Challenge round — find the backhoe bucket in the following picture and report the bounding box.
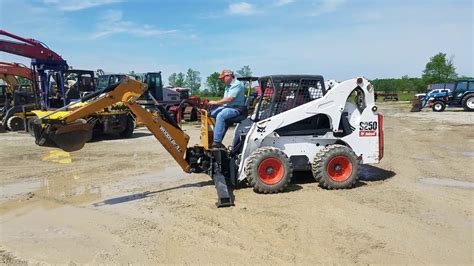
[410,98,423,112]
[33,119,93,152]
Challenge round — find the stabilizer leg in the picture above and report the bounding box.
[210,150,234,208]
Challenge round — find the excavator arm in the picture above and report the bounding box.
[33,77,191,172]
[1,29,68,109]
[0,62,34,94]
[0,30,64,61]
[0,62,33,80]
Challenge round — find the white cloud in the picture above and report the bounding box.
[92,10,177,39]
[274,0,295,7]
[312,0,347,16]
[42,0,122,12]
[228,2,257,15]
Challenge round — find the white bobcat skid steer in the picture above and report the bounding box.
[230,75,383,193]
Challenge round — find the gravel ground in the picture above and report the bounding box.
[0,102,472,264]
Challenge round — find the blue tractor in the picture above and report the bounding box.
[411,79,474,112]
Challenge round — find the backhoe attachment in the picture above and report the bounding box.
[32,81,123,152]
[32,77,234,207]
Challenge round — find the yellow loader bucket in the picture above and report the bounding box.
[33,119,93,152]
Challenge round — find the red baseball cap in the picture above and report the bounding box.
[218,69,233,79]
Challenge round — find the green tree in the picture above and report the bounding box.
[206,72,225,96]
[422,52,458,84]
[236,65,252,77]
[200,88,212,97]
[168,72,186,87]
[185,68,201,95]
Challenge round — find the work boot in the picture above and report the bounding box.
[211,141,226,149]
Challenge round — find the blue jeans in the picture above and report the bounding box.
[210,106,240,142]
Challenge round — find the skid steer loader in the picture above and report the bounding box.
[32,75,383,207]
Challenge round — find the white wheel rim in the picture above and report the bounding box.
[467,98,474,108]
[435,104,442,110]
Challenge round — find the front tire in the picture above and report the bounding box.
[461,93,474,111]
[245,147,293,193]
[313,145,359,189]
[7,116,25,131]
[432,101,446,112]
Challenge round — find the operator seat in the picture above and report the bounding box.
[225,106,248,129]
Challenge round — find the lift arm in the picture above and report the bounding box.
[34,77,191,172]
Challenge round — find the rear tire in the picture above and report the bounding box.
[119,115,135,138]
[432,101,446,112]
[7,116,25,131]
[27,116,38,136]
[461,93,474,111]
[314,145,359,189]
[245,147,293,193]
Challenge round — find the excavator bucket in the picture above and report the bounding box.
[33,119,93,152]
[410,98,423,112]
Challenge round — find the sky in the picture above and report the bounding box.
[0,0,473,87]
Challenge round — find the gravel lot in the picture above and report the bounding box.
[1,102,473,264]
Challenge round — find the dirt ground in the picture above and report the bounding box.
[0,102,473,264]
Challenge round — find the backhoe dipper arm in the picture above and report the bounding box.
[35,77,191,173]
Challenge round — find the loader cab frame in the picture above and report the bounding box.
[253,75,327,121]
[96,74,126,91]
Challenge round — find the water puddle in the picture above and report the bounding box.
[419,177,474,189]
[0,166,187,211]
[0,175,102,207]
[0,179,41,202]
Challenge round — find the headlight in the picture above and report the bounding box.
[367,84,374,92]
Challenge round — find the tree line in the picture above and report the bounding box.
[372,53,471,93]
[168,53,470,96]
[11,52,465,95]
[167,65,252,97]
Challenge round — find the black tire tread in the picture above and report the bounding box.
[314,144,359,189]
[7,116,25,131]
[245,147,293,194]
[461,93,474,111]
[432,101,446,112]
[119,115,135,138]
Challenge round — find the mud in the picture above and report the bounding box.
[0,102,472,264]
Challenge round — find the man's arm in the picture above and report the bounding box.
[209,81,242,105]
[208,96,234,105]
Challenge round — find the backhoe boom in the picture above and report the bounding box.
[34,77,191,172]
